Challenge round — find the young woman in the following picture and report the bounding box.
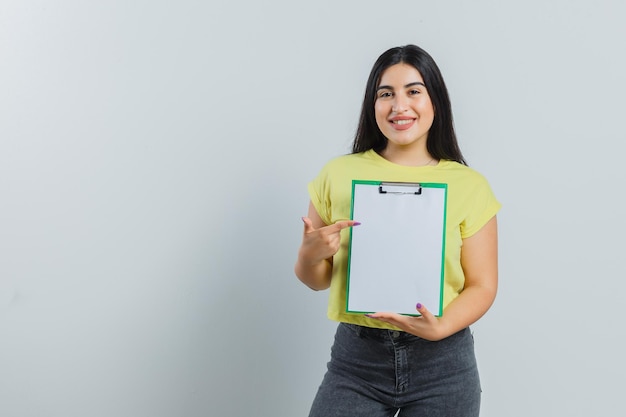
[295,44,500,417]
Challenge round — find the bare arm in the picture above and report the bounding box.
[294,201,358,291]
[435,215,498,335]
[366,216,499,341]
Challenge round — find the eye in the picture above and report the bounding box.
[377,90,393,99]
[408,89,421,95]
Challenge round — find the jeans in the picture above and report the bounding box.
[308,323,481,417]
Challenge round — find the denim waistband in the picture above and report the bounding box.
[342,322,469,343]
[342,322,420,342]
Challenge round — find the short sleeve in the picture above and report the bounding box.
[307,165,332,225]
[459,174,501,239]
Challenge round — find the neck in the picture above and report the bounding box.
[379,146,435,167]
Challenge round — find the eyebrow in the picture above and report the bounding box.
[376,81,426,91]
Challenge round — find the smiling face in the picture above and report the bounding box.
[374,63,435,153]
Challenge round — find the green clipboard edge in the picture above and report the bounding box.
[345,180,448,317]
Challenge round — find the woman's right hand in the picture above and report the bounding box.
[294,201,359,291]
[298,217,359,266]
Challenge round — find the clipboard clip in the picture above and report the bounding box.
[378,182,422,195]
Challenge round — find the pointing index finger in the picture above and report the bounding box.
[328,220,361,232]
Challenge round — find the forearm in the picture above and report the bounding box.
[438,283,497,338]
[294,257,332,291]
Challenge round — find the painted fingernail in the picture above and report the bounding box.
[353,221,361,226]
[416,303,422,309]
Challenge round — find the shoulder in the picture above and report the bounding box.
[316,151,374,176]
[436,161,499,205]
[438,160,492,185]
[324,151,373,166]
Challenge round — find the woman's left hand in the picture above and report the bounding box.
[365,303,450,341]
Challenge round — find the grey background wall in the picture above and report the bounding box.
[1,1,625,416]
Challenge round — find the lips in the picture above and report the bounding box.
[390,118,416,130]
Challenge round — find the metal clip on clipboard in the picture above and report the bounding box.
[378,182,422,195]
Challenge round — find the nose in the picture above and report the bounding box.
[391,95,408,113]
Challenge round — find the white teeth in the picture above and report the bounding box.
[394,119,413,125]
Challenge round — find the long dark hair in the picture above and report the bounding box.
[352,45,467,165]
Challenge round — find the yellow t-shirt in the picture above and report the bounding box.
[308,149,501,330]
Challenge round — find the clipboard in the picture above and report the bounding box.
[346,180,448,316]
